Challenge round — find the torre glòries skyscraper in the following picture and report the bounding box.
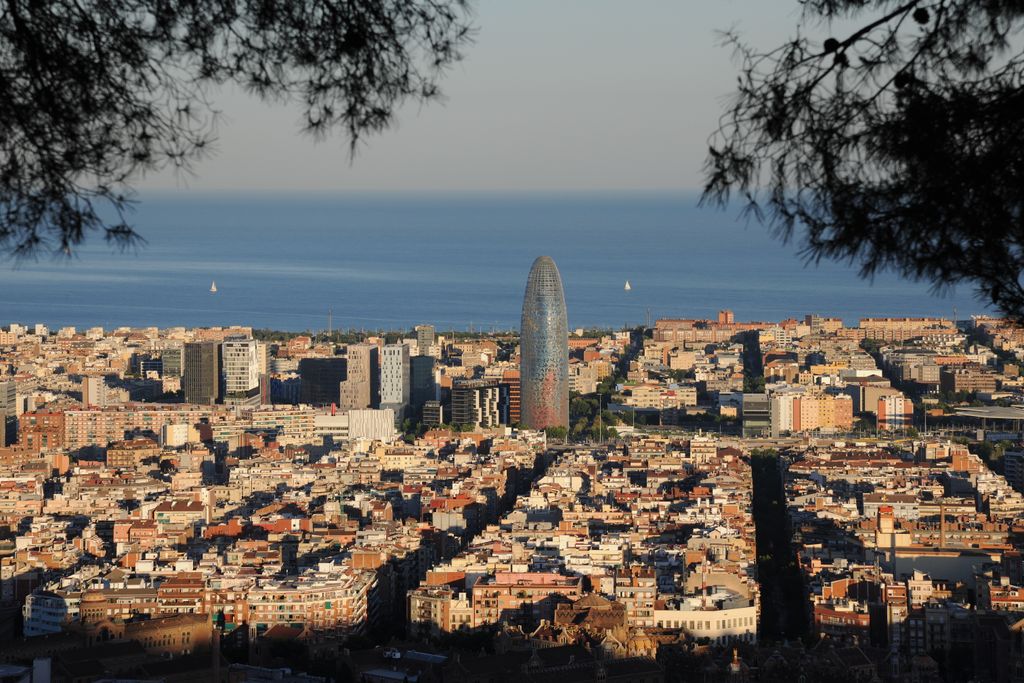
[520,256,569,430]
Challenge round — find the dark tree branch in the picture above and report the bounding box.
[0,0,474,257]
[704,0,1024,320]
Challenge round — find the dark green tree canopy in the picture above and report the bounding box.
[0,0,472,255]
[704,0,1024,318]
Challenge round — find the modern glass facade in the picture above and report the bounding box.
[298,357,347,406]
[520,256,569,429]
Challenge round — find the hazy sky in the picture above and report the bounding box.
[139,1,810,193]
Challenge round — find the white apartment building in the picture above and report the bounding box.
[81,375,129,408]
[653,603,758,644]
[221,338,263,406]
[380,343,411,422]
[878,394,913,431]
[23,590,78,637]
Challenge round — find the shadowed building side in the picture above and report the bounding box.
[520,255,569,430]
[183,341,220,405]
[298,357,347,406]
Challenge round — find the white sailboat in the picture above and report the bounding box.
[210,280,218,294]
[624,280,631,291]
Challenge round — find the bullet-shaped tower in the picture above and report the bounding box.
[520,256,569,430]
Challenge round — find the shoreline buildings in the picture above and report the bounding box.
[519,256,569,430]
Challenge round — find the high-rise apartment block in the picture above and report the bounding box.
[878,394,914,431]
[299,357,347,406]
[410,355,437,413]
[0,380,15,447]
[422,400,444,426]
[340,344,380,412]
[500,369,521,425]
[415,325,436,357]
[380,343,411,423]
[451,379,505,429]
[183,342,221,405]
[82,376,111,408]
[221,338,263,407]
[161,347,183,377]
[520,256,569,430]
[256,341,270,404]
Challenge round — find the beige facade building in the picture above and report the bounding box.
[340,343,380,411]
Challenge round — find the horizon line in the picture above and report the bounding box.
[131,187,700,199]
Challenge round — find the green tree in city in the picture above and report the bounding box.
[743,375,765,393]
[971,440,1007,474]
[545,426,567,442]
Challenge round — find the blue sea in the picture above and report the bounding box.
[0,193,986,332]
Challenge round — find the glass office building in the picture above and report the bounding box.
[520,256,569,430]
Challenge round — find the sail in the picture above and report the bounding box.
[210,281,218,293]
[624,280,631,291]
